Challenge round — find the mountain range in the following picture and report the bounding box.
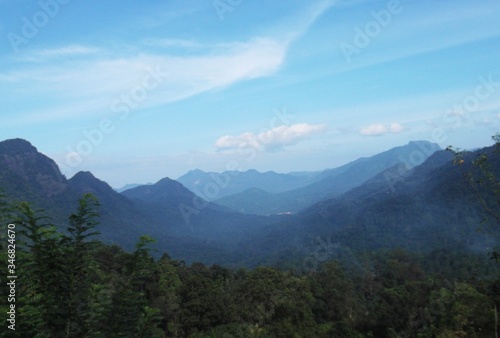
[179,141,441,215]
[115,182,153,193]
[0,138,497,267]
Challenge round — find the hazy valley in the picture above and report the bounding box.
[2,137,500,337]
[0,138,496,267]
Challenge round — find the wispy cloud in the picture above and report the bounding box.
[17,45,101,62]
[142,38,204,49]
[0,1,335,126]
[282,0,336,43]
[0,37,286,123]
[215,123,328,151]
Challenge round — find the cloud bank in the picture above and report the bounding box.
[215,123,328,151]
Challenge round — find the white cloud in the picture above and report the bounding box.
[389,123,405,133]
[360,123,406,136]
[360,124,387,136]
[215,123,328,151]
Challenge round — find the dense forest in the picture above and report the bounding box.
[2,138,500,337]
[0,202,499,337]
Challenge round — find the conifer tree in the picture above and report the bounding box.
[14,201,66,337]
[63,194,101,337]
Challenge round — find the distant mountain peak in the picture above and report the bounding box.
[409,140,433,144]
[69,171,114,194]
[157,177,176,183]
[408,140,441,148]
[72,171,96,179]
[0,138,39,155]
[0,138,67,197]
[185,169,205,175]
[122,175,202,207]
[115,182,153,193]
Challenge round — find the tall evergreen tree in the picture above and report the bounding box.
[13,202,67,337]
[63,194,101,337]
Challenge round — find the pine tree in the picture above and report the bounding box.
[63,194,101,337]
[110,235,162,337]
[13,201,67,337]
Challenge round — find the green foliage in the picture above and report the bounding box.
[1,192,500,337]
[448,134,500,227]
[84,283,112,338]
[448,134,500,264]
[136,306,164,338]
[66,193,101,244]
[0,195,104,337]
[430,282,494,337]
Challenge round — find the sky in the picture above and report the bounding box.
[1,0,500,188]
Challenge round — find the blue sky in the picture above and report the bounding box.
[1,0,499,188]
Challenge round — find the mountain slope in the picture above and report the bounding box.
[212,188,276,214]
[242,147,499,267]
[0,138,68,202]
[0,139,274,263]
[2,138,497,269]
[115,183,152,193]
[0,140,165,248]
[122,177,280,241]
[177,169,320,200]
[214,141,441,215]
[67,171,152,248]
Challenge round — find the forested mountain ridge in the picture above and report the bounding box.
[115,182,152,193]
[0,139,160,249]
[0,138,281,264]
[0,137,497,268]
[0,138,67,201]
[177,168,320,200]
[121,175,280,254]
[211,140,441,215]
[237,146,500,268]
[1,137,500,337]
[0,179,499,337]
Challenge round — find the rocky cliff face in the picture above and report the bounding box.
[0,139,67,198]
